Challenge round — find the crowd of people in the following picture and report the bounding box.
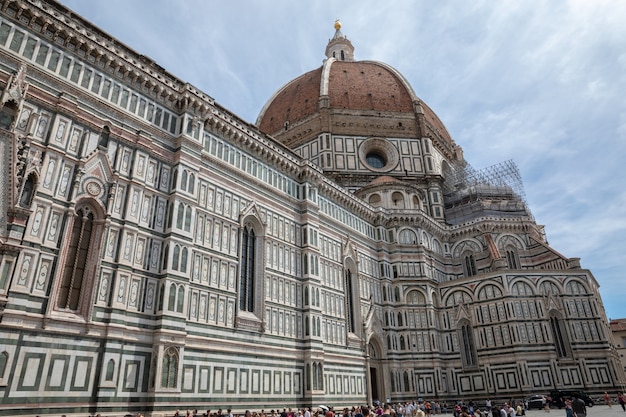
[169,400,532,417]
[93,392,626,417]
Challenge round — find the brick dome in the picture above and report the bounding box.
[257,58,457,159]
[256,23,460,163]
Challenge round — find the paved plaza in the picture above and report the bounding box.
[527,405,626,417]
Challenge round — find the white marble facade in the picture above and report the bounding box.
[0,2,623,417]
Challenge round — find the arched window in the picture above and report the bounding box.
[161,245,169,271]
[0,351,8,380]
[184,206,192,232]
[19,173,37,208]
[161,346,178,389]
[400,335,406,350]
[345,268,356,333]
[412,195,422,210]
[176,204,184,229]
[105,358,115,381]
[305,316,310,336]
[391,191,404,208]
[58,205,96,311]
[403,371,410,391]
[399,228,418,244]
[305,363,311,390]
[180,247,188,273]
[506,248,519,269]
[157,283,165,311]
[181,170,188,190]
[168,283,176,311]
[369,193,382,207]
[458,319,478,368]
[316,362,323,390]
[550,312,571,358]
[98,125,110,148]
[0,100,18,130]
[239,226,256,312]
[172,246,180,271]
[176,286,184,313]
[463,254,477,277]
[188,173,195,193]
[304,287,309,305]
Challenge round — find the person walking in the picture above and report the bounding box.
[618,393,626,412]
[563,399,574,417]
[571,395,586,417]
[605,392,612,408]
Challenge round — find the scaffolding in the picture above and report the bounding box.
[443,159,527,204]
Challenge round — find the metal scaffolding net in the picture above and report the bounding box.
[443,159,528,205]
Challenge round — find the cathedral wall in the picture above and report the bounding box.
[0,2,623,416]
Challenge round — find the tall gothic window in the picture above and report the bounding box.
[19,173,37,208]
[506,248,520,269]
[239,226,255,312]
[305,363,311,390]
[550,312,571,358]
[161,346,178,389]
[0,351,8,380]
[0,101,18,130]
[98,125,110,148]
[345,268,356,333]
[458,319,478,368]
[105,359,115,381]
[463,254,477,277]
[58,205,95,311]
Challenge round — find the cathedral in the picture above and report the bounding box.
[0,1,623,416]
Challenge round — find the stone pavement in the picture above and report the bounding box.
[527,405,626,417]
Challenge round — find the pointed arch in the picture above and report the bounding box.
[458,318,478,368]
[549,310,571,358]
[167,283,176,311]
[98,125,110,148]
[343,254,361,336]
[407,290,426,305]
[56,201,103,314]
[398,227,418,245]
[181,170,188,190]
[176,285,184,313]
[0,351,8,380]
[105,358,115,381]
[161,346,179,389]
[462,252,477,277]
[172,245,180,271]
[184,206,192,231]
[180,247,188,273]
[237,206,265,326]
[19,172,38,208]
[188,173,195,193]
[176,204,184,229]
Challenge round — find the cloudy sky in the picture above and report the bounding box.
[58,0,626,319]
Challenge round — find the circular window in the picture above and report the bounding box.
[366,152,386,168]
[358,137,399,172]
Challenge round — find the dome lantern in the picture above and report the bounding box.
[325,19,354,61]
